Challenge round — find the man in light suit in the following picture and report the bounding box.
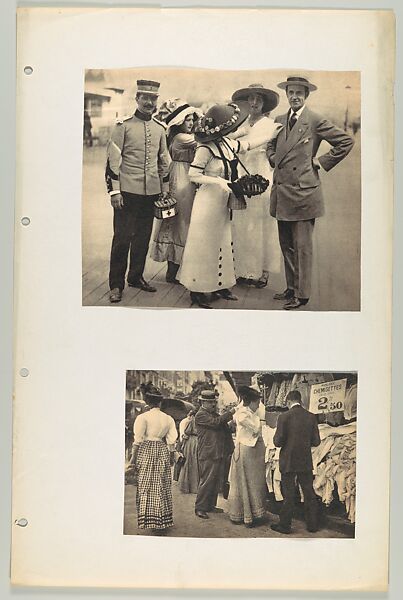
[194,390,235,519]
[105,79,170,303]
[267,76,354,309]
[271,390,321,534]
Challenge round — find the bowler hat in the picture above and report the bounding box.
[277,76,317,92]
[194,102,249,143]
[232,83,279,113]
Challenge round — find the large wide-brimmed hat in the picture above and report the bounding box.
[165,101,203,131]
[194,102,249,142]
[277,76,317,92]
[232,83,279,113]
[136,79,160,96]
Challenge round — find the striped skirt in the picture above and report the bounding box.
[136,440,173,530]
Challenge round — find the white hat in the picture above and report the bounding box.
[165,102,202,131]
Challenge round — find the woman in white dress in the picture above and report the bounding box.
[230,83,281,288]
[228,386,267,527]
[179,102,281,308]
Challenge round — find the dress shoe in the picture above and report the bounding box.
[195,510,209,519]
[128,277,156,292]
[236,277,248,285]
[190,292,212,309]
[283,297,309,310]
[273,288,294,301]
[307,526,319,533]
[213,288,238,301]
[166,275,180,284]
[209,507,224,513]
[270,523,291,534]
[254,271,269,289]
[109,288,122,303]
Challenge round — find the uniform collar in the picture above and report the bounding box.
[135,109,152,122]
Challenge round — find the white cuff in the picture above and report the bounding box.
[109,190,121,196]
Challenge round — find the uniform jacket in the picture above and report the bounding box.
[267,107,354,221]
[195,407,234,462]
[273,404,321,473]
[105,112,170,196]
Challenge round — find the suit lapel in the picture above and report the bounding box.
[276,107,310,165]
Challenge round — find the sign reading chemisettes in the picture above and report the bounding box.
[309,379,347,414]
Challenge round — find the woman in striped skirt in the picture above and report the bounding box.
[127,392,178,532]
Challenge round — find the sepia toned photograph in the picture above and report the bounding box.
[82,68,361,311]
[124,370,357,538]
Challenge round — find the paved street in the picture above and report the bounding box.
[82,138,361,311]
[123,479,354,539]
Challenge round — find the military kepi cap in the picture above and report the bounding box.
[137,80,160,96]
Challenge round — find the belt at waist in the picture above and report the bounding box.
[144,437,166,442]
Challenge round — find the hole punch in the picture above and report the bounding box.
[21,217,31,226]
[15,518,28,527]
[19,368,29,378]
[24,66,33,75]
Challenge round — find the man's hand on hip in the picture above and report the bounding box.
[110,193,124,209]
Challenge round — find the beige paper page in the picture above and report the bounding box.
[12,7,394,591]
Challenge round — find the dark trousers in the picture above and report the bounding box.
[280,471,318,530]
[195,458,223,512]
[277,219,315,299]
[109,192,158,291]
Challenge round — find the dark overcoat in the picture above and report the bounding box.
[273,404,321,473]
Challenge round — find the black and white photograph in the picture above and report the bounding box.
[124,370,357,538]
[82,68,360,311]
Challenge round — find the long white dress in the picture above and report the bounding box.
[231,116,281,279]
[179,138,247,293]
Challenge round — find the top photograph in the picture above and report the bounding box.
[81,67,360,311]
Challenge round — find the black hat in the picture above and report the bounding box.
[194,102,249,143]
[237,385,261,401]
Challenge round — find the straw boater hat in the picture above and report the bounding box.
[232,83,279,113]
[194,102,249,143]
[165,101,203,131]
[277,76,317,93]
[199,390,218,402]
[136,79,160,96]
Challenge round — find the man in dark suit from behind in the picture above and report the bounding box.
[194,390,235,519]
[271,389,321,534]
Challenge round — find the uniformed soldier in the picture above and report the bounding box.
[105,79,171,303]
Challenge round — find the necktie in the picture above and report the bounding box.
[289,111,297,130]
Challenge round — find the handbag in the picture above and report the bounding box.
[173,454,186,482]
[219,138,270,208]
[154,193,178,219]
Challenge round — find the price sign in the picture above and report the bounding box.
[309,379,347,414]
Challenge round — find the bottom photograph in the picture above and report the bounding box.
[124,370,357,539]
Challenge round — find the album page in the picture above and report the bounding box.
[12,7,394,591]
